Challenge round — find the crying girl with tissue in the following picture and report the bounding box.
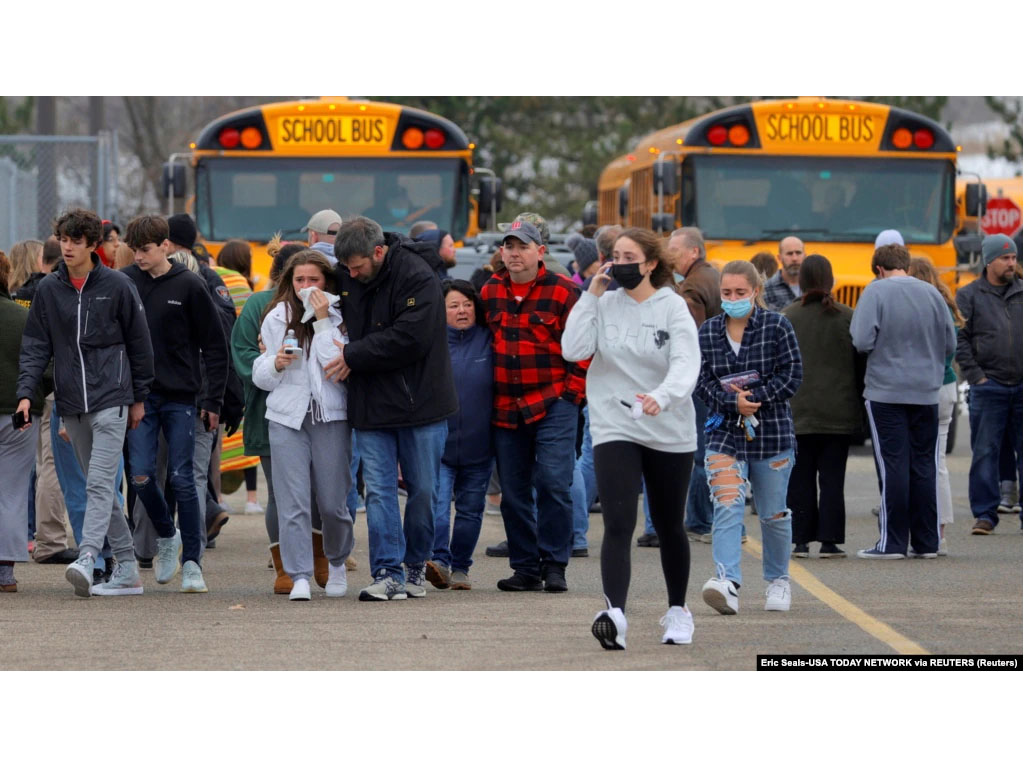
[252,250,354,602]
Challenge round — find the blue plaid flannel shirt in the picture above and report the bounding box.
[695,307,803,462]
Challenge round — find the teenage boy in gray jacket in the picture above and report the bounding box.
[16,208,154,597]
[850,244,955,559]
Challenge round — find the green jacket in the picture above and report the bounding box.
[231,290,273,456]
[1,290,51,415]
[782,298,863,435]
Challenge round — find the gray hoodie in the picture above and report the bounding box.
[850,276,955,405]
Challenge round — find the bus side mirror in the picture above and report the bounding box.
[954,234,984,265]
[618,187,629,218]
[162,163,186,199]
[965,183,987,217]
[582,201,598,227]
[653,159,677,196]
[478,177,504,229]
[652,213,675,233]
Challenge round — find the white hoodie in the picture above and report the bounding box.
[562,287,699,452]
[252,301,348,430]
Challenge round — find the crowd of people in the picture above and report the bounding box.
[0,204,1020,653]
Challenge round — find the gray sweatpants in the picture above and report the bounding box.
[133,415,216,559]
[62,406,135,563]
[270,414,352,581]
[0,418,39,562]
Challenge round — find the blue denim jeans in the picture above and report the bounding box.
[432,458,492,573]
[684,394,714,534]
[346,430,362,518]
[706,449,793,587]
[357,420,447,581]
[51,401,117,571]
[127,394,202,565]
[493,397,577,577]
[968,381,1023,527]
[570,406,597,549]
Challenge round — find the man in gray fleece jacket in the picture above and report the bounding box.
[850,244,956,559]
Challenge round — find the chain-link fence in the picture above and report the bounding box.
[0,132,118,251]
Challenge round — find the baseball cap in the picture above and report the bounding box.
[874,229,904,248]
[501,220,542,246]
[302,209,343,235]
[499,212,550,244]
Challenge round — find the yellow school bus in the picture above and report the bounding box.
[164,97,500,289]
[591,97,987,306]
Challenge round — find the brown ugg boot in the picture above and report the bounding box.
[311,530,329,588]
[269,543,293,595]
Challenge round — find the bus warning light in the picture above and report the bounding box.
[891,128,913,149]
[707,125,728,146]
[425,129,445,149]
[218,128,240,149]
[241,127,262,149]
[728,124,750,146]
[402,128,425,150]
[914,129,934,150]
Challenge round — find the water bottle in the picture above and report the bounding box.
[284,329,299,356]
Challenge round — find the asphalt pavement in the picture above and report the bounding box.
[1,409,1020,670]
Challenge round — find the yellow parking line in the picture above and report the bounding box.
[743,537,929,655]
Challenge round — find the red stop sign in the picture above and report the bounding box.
[981,197,1022,236]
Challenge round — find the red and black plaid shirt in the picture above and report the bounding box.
[481,262,589,428]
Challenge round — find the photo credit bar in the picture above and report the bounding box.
[756,655,1022,671]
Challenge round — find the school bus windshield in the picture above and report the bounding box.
[687,155,956,244]
[194,156,470,241]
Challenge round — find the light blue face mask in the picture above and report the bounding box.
[721,298,753,318]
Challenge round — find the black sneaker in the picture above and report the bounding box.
[571,547,589,557]
[792,543,810,558]
[819,543,847,558]
[497,572,543,592]
[542,565,568,593]
[636,533,660,548]
[485,540,510,558]
[37,547,80,564]
[138,557,153,569]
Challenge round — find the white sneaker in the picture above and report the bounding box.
[764,578,791,611]
[702,576,739,615]
[659,605,694,645]
[289,578,311,601]
[245,501,264,514]
[326,564,347,597]
[938,537,948,556]
[180,560,208,593]
[592,603,627,650]
[65,552,96,598]
[91,561,144,596]
[154,529,182,584]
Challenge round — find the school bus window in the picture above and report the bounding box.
[233,173,277,207]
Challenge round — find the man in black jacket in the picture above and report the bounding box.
[16,208,154,598]
[326,216,458,601]
[122,215,228,593]
[956,234,1022,535]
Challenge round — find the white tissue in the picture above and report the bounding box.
[298,286,341,323]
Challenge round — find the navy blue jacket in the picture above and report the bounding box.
[443,324,494,467]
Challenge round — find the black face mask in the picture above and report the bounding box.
[611,263,645,290]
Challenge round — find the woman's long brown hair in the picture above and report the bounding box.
[261,249,336,353]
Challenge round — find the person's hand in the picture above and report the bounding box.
[201,410,220,432]
[639,393,661,416]
[128,401,145,430]
[976,377,988,385]
[58,426,70,442]
[14,399,32,432]
[731,384,760,416]
[323,339,351,382]
[275,345,298,372]
[257,334,266,354]
[309,287,330,321]
[588,262,613,297]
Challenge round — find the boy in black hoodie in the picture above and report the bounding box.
[122,215,228,593]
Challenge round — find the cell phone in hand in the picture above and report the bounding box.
[202,411,212,431]
[12,410,31,429]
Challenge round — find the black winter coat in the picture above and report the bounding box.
[17,255,154,416]
[337,233,458,430]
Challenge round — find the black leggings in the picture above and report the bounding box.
[594,441,693,611]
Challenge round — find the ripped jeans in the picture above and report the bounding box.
[705,449,793,587]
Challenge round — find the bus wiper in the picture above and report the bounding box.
[744,228,831,245]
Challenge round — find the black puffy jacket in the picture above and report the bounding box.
[17,255,154,417]
[337,233,457,430]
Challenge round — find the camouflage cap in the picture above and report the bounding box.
[499,211,550,245]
